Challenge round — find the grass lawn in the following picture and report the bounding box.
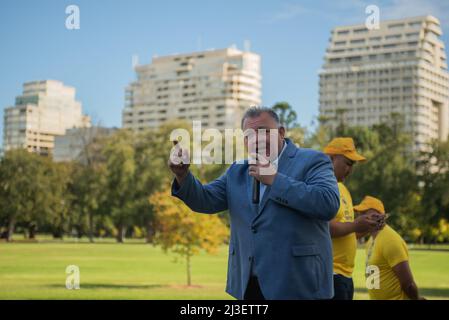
[1,241,448,300]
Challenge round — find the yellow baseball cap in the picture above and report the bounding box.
[323,137,366,162]
[353,196,385,214]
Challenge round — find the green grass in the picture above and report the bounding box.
[0,241,448,300]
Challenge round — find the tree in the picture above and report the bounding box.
[272,102,298,129]
[417,139,449,243]
[45,161,73,239]
[67,127,110,242]
[271,102,307,147]
[68,162,107,241]
[0,149,69,240]
[132,125,172,243]
[303,115,332,150]
[149,189,229,286]
[0,149,41,241]
[101,130,136,242]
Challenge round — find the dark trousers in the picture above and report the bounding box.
[244,276,266,300]
[332,274,354,300]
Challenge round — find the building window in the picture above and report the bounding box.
[389,23,405,29]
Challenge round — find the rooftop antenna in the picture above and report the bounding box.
[244,40,251,52]
[132,54,139,69]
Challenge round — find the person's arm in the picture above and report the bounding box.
[169,144,228,214]
[269,152,340,221]
[392,261,423,300]
[330,221,356,237]
[171,170,228,214]
[331,215,379,238]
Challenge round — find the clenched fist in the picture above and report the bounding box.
[168,142,190,186]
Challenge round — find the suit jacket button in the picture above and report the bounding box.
[251,227,257,233]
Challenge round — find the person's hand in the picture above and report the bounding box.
[375,214,387,231]
[353,214,379,233]
[248,153,277,185]
[168,143,190,185]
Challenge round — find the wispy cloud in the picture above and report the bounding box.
[261,3,309,24]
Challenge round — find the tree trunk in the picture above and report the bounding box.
[88,212,94,243]
[28,223,37,239]
[76,225,83,239]
[145,221,155,244]
[116,225,125,243]
[6,216,16,242]
[52,228,63,239]
[186,254,191,287]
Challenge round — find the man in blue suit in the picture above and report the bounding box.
[169,107,340,300]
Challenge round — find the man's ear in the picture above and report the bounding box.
[279,126,286,138]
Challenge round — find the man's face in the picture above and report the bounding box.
[243,112,285,161]
[331,154,355,182]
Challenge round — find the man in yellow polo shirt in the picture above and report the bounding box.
[324,137,383,300]
[354,196,425,300]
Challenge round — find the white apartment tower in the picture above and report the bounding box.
[319,16,449,150]
[122,47,261,131]
[3,80,91,156]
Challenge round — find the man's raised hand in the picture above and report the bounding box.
[168,142,190,185]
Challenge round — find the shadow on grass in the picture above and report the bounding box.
[419,288,449,298]
[355,287,449,298]
[48,283,167,290]
[409,248,449,252]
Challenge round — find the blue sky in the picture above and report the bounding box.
[1,0,449,143]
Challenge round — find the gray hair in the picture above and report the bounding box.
[241,106,281,128]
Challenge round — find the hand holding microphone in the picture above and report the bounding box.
[251,148,260,204]
[248,151,278,201]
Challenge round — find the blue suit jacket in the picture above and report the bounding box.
[172,139,340,300]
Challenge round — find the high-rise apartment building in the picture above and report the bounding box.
[3,80,91,156]
[122,47,261,131]
[319,16,449,150]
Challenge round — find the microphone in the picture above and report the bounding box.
[252,147,260,204]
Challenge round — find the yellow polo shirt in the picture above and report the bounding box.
[332,183,357,278]
[365,225,409,300]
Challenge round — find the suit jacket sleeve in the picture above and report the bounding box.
[171,170,228,214]
[269,152,340,221]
